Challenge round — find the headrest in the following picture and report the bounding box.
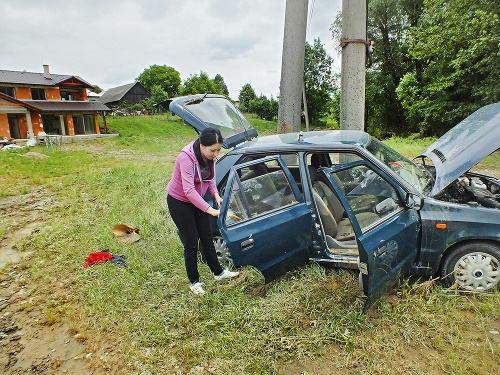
[308,165,318,182]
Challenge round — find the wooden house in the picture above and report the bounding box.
[98,82,151,109]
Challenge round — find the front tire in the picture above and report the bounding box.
[440,242,500,292]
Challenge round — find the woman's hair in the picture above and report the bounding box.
[193,128,223,167]
[199,128,223,146]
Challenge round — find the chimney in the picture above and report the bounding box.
[43,64,51,79]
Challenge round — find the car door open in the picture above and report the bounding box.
[218,156,314,282]
[322,161,422,310]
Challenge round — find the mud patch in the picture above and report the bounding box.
[21,152,49,159]
[0,189,57,271]
[0,268,128,374]
[0,223,38,269]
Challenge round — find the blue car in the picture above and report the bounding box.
[168,94,500,308]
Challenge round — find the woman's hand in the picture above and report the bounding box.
[206,206,220,217]
[213,192,223,208]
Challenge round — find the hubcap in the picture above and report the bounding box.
[455,252,500,291]
[214,236,233,268]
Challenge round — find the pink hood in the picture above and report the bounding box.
[167,141,218,212]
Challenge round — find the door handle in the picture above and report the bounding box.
[373,245,387,258]
[241,238,254,250]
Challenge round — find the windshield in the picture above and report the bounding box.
[185,97,252,139]
[366,138,430,193]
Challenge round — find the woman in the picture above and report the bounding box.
[167,128,239,295]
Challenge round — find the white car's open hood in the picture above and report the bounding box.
[418,101,500,196]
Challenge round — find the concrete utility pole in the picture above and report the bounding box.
[340,0,367,130]
[277,0,309,134]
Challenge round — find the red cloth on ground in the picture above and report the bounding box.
[84,252,113,268]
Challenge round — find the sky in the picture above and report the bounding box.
[0,0,342,100]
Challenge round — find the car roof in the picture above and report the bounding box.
[228,130,372,154]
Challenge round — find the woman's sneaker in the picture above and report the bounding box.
[214,269,239,280]
[190,282,206,295]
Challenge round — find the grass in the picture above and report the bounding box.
[2,115,500,374]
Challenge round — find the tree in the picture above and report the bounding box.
[238,84,256,111]
[248,95,279,121]
[136,64,181,98]
[180,72,223,96]
[399,0,500,135]
[365,0,425,136]
[332,0,498,137]
[303,38,337,127]
[89,85,103,94]
[213,74,229,96]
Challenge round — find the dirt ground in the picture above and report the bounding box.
[0,189,130,374]
[1,164,499,374]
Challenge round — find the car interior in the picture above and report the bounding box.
[222,152,402,259]
[307,154,361,256]
[308,153,403,257]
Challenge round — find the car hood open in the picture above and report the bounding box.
[167,94,258,148]
[418,101,500,196]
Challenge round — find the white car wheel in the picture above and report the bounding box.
[441,243,500,291]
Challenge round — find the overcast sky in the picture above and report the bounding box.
[1,0,341,99]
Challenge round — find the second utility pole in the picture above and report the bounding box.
[277,0,309,134]
[340,0,367,131]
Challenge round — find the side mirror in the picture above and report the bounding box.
[406,193,423,210]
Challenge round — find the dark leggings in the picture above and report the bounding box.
[167,195,223,284]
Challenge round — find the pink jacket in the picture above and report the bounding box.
[167,141,218,212]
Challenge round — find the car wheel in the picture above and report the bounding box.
[440,243,500,291]
[214,235,233,268]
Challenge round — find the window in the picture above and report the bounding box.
[225,160,298,226]
[366,138,428,193]
[73,115,84,134]
[307,152,363,169]
[327,163,402,231]
[31,88,46,100]
[239,153,302,190]
[0,86,15,98]
[42,115,60,135]
[83,114,96,134]
[60,91,74,101]
[185,97,253,139]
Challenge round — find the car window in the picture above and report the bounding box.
[185,97,253,138]
[225,160,299,226]
[366,138,429,193]
[328,164,402,231]
[240,153,299,167]
[239,153,303,193]
[307,153,363,169]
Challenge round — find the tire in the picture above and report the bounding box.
[440,242,500,292]
[213,235,233,268]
